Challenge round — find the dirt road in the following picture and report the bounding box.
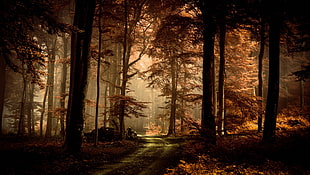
[88,136,184,175]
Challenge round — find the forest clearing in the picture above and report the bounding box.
[0,0,310,174]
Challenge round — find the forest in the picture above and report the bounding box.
[0,0,309,174]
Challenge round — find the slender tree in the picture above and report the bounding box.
[94,1,103,146]
[46,36,57,137]
[217,0,226,136]
[257,19,265,132]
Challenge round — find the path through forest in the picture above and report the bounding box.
[88,136,185,175]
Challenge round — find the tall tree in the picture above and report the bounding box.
[94,0,103,146]
[257,19,266,132]
[217,0,227,136]
[64,0,96,154]
[262,1,283,143]
[199,0,217,144]
[45,36,57,137]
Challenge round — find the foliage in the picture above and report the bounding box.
[109,95,148,119]
[291,65,310,81]
[166,115,310,175]
[0,0,69,87]
[224,89,263,134]
[145,122,162,135]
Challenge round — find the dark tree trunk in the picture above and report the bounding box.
[218,7,226,136]
[167,54,177,136]
[94,2,103,146]
[119,0,129,140]
[257,19,265,132]
[263,6,282,143]
[200,0,216,144]
[64,0,96,154]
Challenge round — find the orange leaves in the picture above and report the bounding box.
[108,95,148,118]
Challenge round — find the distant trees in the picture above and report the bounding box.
[145,2,202,136]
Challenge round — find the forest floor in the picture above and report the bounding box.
[0,128,309,175]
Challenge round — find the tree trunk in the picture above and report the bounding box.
[262,6,282,143]
[167,54,177,136]
[27,83,34,136]
[257,19,265,132]
[94,2,103,146]
[200,0,216,144]
[119,0,129,140]
[18,62,27,135]
[64,0,96,154]
[218,9,226,136]
[40,86,48,137]
[46,36,57,137]
[0,54,6,135]
[60,34,68,139]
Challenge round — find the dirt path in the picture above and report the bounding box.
[88,136,184,175]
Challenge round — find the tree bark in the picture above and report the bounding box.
[27,83,34,136]
[119,0,129,140]
[167,54,177,136]
[94,2,103,146]
[262,6,282,143]
[46,36,57,137]
[64,0,96,154]
[257,19,265,132]
[218,8,226,136]
[200,0,216,144]
[59,34,68,138]
[18,62,27,135]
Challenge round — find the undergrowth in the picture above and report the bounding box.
[166,110,310,175]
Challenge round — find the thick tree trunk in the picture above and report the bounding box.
[64,0,96,154]
[200,0,216,144]
[263,9,282,143]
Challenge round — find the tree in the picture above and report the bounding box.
[64,0,96,154]
[217,0,227,136]
[45,36,57,137]
[257,19,266,132]
[199,0,216,144]
[262,1,283,143]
